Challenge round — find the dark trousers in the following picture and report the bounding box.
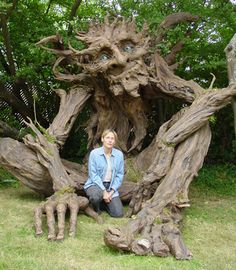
[85,183,123,217]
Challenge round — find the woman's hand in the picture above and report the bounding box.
[103,190,114,203]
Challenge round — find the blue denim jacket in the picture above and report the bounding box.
[84,146,124,198]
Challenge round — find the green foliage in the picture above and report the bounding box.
[163,140,176,148]
[19,121,56,144]
[208,114,217,124]
[125,158,144,182]
[60,105,91,163]
[36,122,56,144]
[0,1,12,13]
[0,166,19,188]
[18,126,36,140]
[232,138,236,153]
[54,187,75,197]
[192,163,236,197]
[0,107,21,129]
[206,105,236,164]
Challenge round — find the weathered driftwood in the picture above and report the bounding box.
[0,14,236,258]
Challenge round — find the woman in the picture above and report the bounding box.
[84,129,124,217]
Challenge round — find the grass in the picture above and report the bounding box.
[0,164,236,270]
[0,166,19,188]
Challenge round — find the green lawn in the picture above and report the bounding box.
[0,164,236,270]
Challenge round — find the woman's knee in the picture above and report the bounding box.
[90,194,102,205]
[110,210,124,218]
[85,186,103,203]
[107,198,124,217]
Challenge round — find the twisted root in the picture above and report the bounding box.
[104,205,192,259]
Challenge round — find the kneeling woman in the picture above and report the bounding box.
[84,129,124,217]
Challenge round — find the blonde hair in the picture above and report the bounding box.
[101,129,118,142]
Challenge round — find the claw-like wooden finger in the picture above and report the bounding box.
[45,203,56,241]
[84,206,104,224]
[68,199,80,237]
[56,202,67,241]
[34,205,43,236]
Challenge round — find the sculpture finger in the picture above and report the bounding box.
[68,200,80,237]
[45,203,56,241]
[130,188,143,215]
[84,206,104,224]
[126,185,142,217]
[133,196,143,215]
[56,202,67,241]
[34,205,43,236]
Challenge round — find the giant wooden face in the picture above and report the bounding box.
[75,17,150,97]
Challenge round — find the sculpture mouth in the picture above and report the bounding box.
[108,66,125,76]
[107,62,138,79]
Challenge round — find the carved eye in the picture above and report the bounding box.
[99,53,111,61]
[122,43,135,53]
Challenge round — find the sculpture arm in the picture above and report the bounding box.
[47,85,92,147]
[163,85,236,146]
[147,53,204,103]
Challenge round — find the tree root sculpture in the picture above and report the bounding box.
[104,122,211,259]
[104,204,191,259]
[35,191,102,241]
[0,15,236,259]
[104,84,236,259]
[0,135,136,240]
[21,118,104,240]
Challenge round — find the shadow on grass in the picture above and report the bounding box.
[17,188,45,202]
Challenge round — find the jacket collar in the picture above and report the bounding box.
[98,146,115,157]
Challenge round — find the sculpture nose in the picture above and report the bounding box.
[113,47,127,66]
